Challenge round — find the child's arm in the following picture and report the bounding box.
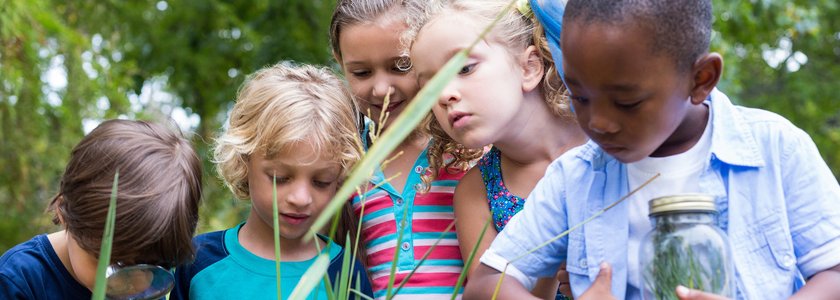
[465,261,617,300]
[454,169,560,300]
[464,263,538,299]
[789,263,840,299]
[453,168,498,276]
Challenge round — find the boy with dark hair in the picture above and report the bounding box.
[465,0,840,299]
[0,119,203,299]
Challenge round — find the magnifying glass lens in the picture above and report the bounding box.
[105,265,174,300]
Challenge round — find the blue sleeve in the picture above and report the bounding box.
[487,158,570,279]
[170,231,228,300]
[780,127,840,277]
[0,273,29,299]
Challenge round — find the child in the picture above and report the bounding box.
[331,1,481,298]
[466,0,840,299]
[405,0,586,298]
[170,63,372,299]
[0,119,203,300]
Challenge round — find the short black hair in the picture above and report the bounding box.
[564,0,712,71]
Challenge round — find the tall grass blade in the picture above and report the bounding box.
[91,171,118,300]
[306,52,468,241]
[491,173,661,299]
[273,175,282,299]
[337,233,353,300]
[450,218,492,299]
[289,253,331,300]
[385,207,410,299]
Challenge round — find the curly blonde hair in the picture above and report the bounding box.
[213,62,363,200]
[404,0,573,186]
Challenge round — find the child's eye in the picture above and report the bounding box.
[616,100,641,110]
[350,70,371,78]
[458,63,477,75]
[313,180,335,189]
[391,66,411,74]
[270,175,290,184]
[570,95,589,105]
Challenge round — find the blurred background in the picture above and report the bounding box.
[1,0,838,252]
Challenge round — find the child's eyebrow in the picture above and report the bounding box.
[603,83,640,92]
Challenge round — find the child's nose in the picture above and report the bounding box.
[438,83,460,106]
[588,113,620,134]
[371,79,393,101]
[285,181,313,207]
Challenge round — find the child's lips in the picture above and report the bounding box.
[448,111,472,129]
[372,100,405,112]
[280,213,310,225]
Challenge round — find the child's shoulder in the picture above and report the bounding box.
[0,235,53,273]
[0,234,89,298]
[191,229,230,261]
[726,98,813,150]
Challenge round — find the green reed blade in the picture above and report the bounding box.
[273,175,282,299]
[91,171,118,300]
[490,173,660,299]
[451,218,492,299]
[337,233,353,300]
[289,253,331,300]
[385,205,410,299]
[305,50,468,241]
[392,220,457,296]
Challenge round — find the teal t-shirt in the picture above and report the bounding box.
[172,223,370,300]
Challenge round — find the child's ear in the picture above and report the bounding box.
[689,53,722,105]
[520,45,545,92]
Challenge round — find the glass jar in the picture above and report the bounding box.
[639,194,733,300]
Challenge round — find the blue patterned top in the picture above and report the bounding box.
[478,147,526,232]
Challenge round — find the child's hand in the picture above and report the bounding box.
[577,262,615,300]
[675,286,730,300]
[556,262,572,298]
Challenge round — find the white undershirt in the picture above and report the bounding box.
[625,109,713,300]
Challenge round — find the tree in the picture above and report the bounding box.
[0,0,337,251]
[1,0,838,252]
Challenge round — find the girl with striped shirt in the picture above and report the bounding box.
[331,1,481,298]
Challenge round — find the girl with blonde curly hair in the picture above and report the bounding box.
[406,0,586,298]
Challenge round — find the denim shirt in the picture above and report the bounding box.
[485,89,840,299]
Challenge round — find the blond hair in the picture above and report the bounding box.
[405,0,573,186]
[214,63,363,200]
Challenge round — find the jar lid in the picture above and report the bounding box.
[649,194,716,216]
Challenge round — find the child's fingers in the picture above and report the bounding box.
[556,261,569,282]
[577,262,615,300]
[675,286,730,300]
[592,262,611,289]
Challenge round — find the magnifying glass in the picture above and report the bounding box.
[105,264,174,300]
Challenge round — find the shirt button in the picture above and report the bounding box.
[782,254,795,268]
[579,259,588,268]
[395,198,404,205]
[401,242,410,251]
[414,166,424,174]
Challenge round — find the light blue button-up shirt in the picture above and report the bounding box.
[484,89,840,299]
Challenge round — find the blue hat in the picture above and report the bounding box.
[530,0,565,77]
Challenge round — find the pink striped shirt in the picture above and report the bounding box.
[352,150,466,299]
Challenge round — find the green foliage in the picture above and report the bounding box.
[0,0,337,251]
[1,0,838,274]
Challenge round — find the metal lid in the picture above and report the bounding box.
[649,194,716,216]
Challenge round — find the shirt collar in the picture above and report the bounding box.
[575,88,765,168]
